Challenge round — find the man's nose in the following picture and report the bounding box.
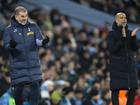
[123,19,126,21]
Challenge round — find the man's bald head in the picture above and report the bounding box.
[115,12,127,26]
[115,12,126,20]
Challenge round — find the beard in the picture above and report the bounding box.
[19,20,27,25]
[122,20,127,27]
[122,22,127,28]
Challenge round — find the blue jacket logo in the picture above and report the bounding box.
[13,29,17,32]
[18,33,22,35]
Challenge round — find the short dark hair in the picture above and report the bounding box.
[14,6,27,16]
[62,87,73,95]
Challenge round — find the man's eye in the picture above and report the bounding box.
[120,17,125,19]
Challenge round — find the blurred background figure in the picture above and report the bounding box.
[134,88,140,105]
[83,88,104,105]
[60,87,74,105]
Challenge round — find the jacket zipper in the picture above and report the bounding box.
[22,27,32,81]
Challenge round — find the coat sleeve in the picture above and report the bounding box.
[3,28,11,49]
[108,31,124,53]
[34,24,43,46]
[130,35,139,51]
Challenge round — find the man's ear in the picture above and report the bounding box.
[115,20,118,24]
[15,15,18,20]
[115,20,120,26]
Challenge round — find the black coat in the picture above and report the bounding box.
[108,22,139,90]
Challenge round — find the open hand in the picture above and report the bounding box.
[131,27,139,37]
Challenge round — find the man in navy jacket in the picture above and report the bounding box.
[3,6,49,105]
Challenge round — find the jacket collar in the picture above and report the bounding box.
[112,21,128,32]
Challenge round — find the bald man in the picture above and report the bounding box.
[108,12,139,105]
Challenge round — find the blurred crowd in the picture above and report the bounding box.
[70,0,140,24]
[0,0,140,105]
[28,7,111,105]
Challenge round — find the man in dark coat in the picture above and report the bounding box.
[108,12,139,105]
[3,6,49,105]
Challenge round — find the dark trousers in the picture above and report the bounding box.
[12,81,41,105]
[111,88,136,105]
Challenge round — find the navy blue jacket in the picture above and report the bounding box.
[3,17,43,86]
[108,22,138,90]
